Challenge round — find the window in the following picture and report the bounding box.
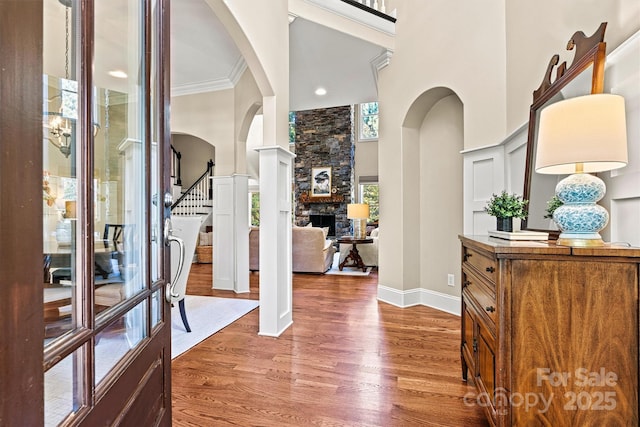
[289,111,296,145]
[359,102,379,140]
[359,182,379,223]
[250,192,260,226]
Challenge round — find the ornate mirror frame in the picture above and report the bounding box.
[521,23,608,234]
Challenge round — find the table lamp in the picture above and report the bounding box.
[347,203,370,239]
[65,200,76,219]
[535,93,628,246]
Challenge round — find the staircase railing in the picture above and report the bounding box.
[171,159,214,215]
[340,0,396,22]
[171,145,182,186]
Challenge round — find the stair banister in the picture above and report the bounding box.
[171,159,215,214]
[171,145,182,186]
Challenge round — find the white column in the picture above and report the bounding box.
[211,174,250,293]
[233,175,250,293]
[255,146,295,336]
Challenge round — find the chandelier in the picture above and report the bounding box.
[45,1,99,158]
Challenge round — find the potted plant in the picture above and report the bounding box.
[544,195,563,219]
[484,191,528,232]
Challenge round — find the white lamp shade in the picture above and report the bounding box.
[347,203,370,219]
[535,94,628,174]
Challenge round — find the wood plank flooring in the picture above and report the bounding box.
[172,264,490,426]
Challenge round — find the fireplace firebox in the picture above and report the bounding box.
[309,214,336,237]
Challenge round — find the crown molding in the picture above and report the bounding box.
[370,48,393,87]
[171,56,247,97]
[228,55,248,86]
[171,78,233,97]
[371,48,393,72]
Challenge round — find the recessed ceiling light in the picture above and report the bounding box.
[315,87,327,96]
[108,70,128,79]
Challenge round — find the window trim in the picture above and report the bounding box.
[358,179,379,223]
[357,102,379,142]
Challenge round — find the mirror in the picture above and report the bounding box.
[521,23,607,234]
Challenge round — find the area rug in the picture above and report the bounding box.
[324,252,372,276]
[171,295,259,359]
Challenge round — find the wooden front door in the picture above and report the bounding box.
[0,0,172,425]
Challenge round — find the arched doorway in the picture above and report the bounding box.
[399,87,464,297]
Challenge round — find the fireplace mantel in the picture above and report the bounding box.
[298,193,345,204]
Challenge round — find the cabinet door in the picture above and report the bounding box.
[511,259,639,425]
[476,320,497,421]
[461,298,477,379]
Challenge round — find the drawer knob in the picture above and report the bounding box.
[485,266,495,273]
[463,281,471,288]
[485,306,496,313]
[464,253,473,261]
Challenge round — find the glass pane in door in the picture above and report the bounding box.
[95,299,148,385]
[151,0,163,285]
[43,0,81,344]
[44,346,86,426]
[42,0,170,424]
[93,0,147,316]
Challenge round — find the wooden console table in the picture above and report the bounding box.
[337,237,373,272]
[459,235,639,426]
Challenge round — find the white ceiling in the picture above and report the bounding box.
[45,0,383,109]
[170,0,245,95]
[289,17,384,111]
[170,0,385,110]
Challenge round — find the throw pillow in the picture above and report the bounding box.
[199,231,213,246]
[322,227,329,240]
[305,222,313,227]
[370,228,379,238]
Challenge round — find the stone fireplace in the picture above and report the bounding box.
[309,214,336,237]
[293,105,354,238]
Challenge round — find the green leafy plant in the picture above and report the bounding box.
[544,195,563,219]
[484,191,528,219]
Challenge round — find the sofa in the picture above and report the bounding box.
[338,227,379,267]
[249,226,336,273]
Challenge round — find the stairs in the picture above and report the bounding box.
[171,189,213,217]
[171,159,214,221]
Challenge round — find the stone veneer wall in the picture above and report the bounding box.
[294,105,354,237]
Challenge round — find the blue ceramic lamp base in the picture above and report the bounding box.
[552,173,608,247]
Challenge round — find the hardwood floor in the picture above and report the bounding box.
[172,263,490,426]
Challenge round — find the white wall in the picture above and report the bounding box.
[171,134,215,188]
[171,90,234,175]
[464,30,640,245]
[419,95,464,297]
[171,69,261,179]
[462,127,525,236]
[208,0,290,147]
[233,68,262,173]
[505,1,640,134]
[377,0,506,300]
[245,114,263,180]
[377,0,640,309]
[600,31,640,247]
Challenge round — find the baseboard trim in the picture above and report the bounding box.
[258,320,293,338]
[377,285,461,316]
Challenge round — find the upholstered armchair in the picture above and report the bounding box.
[249,226,336,273]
